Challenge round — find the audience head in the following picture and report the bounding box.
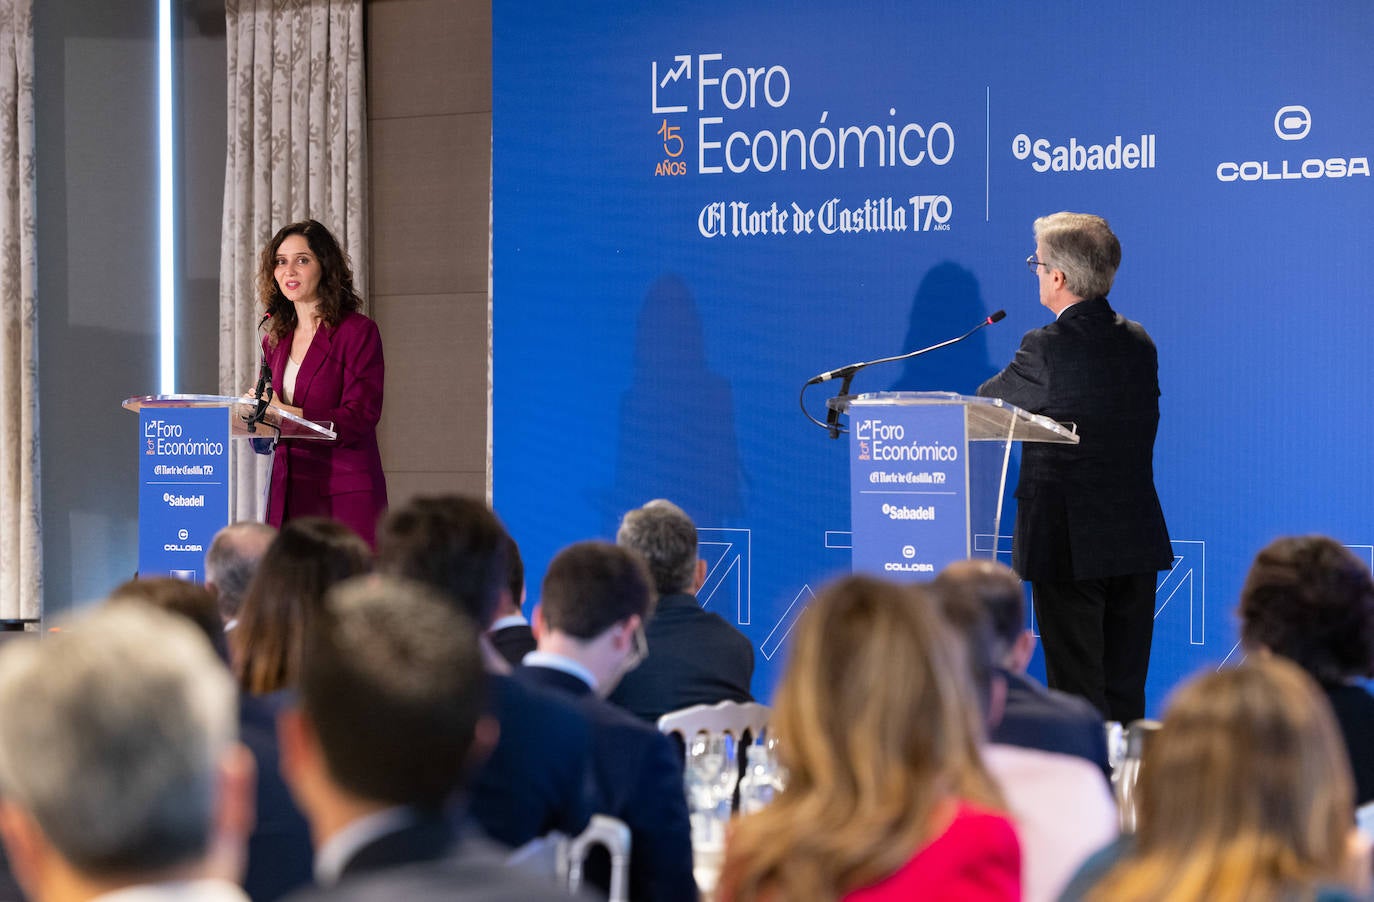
[232,517,372,695]
[109,575,230,663]
[1033,211,1121,300]
[616,498,702,596]
[1238,535,1374,684]
[0,604,250,894]
[536,541,655,695]
[498,533,526,618]
[280,575,489,821]
[930,572,1004,725]
[719,575,1002,902]
[933,559,1033,672]
[375,495,510,629]
[258,218,362,344]
[1090,657,1356,902]
[204,521,277,624]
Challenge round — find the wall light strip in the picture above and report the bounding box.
[157,0,175,393]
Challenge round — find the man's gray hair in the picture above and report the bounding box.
[205,521,277,621]
[617,499,698,596]
[1034,211,1122,301]
[0,603,236,876]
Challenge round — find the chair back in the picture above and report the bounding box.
[558,814,632,902]
[1114,718,1161,833]
[657,700,771,744]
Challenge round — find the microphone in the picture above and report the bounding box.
[801,309,1007,438]
[244,311,276,434]
[806,309,1006,386]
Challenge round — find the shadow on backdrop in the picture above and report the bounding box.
[603,274,744,535]
[887,261,999,395]
[883,262,1024,594]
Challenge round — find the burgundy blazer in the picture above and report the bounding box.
[263,311,387,542]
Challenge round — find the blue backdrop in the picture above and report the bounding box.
[492,2,1374,714]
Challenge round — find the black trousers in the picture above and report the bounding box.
[1031,572,1157,723]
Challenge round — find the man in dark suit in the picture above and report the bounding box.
[375,497,594,849]
[934,559,1110,779]
[608,499,754,724]
[517,542,697,902]
[978,212,1172,723]
[487,535,537,668]
[279,576,572,901]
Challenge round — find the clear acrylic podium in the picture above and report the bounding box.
[828,391,1078,577]
[122,394,336,579]
[122,393,338,442]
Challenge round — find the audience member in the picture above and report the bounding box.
[106,575,315,902]
[487,534,536,668]
[934,568,1116,902]
[375,496,593,848]
[278,576,572,901]
[933,560,1109,776]
[518,541,696,902]
[716,575,1019,902]
[232,517,371,695]
[206,522,278,627]
[1238,535,1374,804]
[109,575,230,662]
[0,604,254,902]
[1064,657,1368,902]
[608,499,754,723]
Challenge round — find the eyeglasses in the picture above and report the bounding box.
[1026,255,1050,274]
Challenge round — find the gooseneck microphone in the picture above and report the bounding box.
[800,309,1006,438]
[243,311,276,435]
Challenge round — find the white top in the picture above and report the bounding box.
[93,879,250,902]
[282,356,302,405]
[983,742,1119,902]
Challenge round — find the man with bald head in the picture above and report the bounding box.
[205,521,277,628]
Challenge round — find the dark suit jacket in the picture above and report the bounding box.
[992,671,1111,780]
[1323,682,1374,806]
[264,311,388,545]
[978,298,1172,581]
[283,815,574,902]
[487,623,536,669]
[607,592,754,724]
[241,690,314,902]
[514,664,697,902]
[467,673,595,848]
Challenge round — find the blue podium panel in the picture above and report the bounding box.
[138,407,230,580]
[849,403,969,580]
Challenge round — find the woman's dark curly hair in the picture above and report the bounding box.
[1239,535,1374,684]
[257,219,363,346]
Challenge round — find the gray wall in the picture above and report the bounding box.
[35,0,224,616]
[367,0,492,505]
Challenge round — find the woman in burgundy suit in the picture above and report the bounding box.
[258,219,387,546]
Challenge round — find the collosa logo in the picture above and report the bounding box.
[1216,105,1369,182]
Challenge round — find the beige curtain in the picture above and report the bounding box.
[0,0,38,622]
[220,0,367,524]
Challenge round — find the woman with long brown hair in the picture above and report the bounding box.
[717,575,1020,902]
[257,219,387,546]
[1076,657,1368,902]
[231,516,372,695]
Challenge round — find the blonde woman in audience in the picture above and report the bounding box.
[232,516,371,694]
[717,575,1020,902]
[1069,657,1368,902]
